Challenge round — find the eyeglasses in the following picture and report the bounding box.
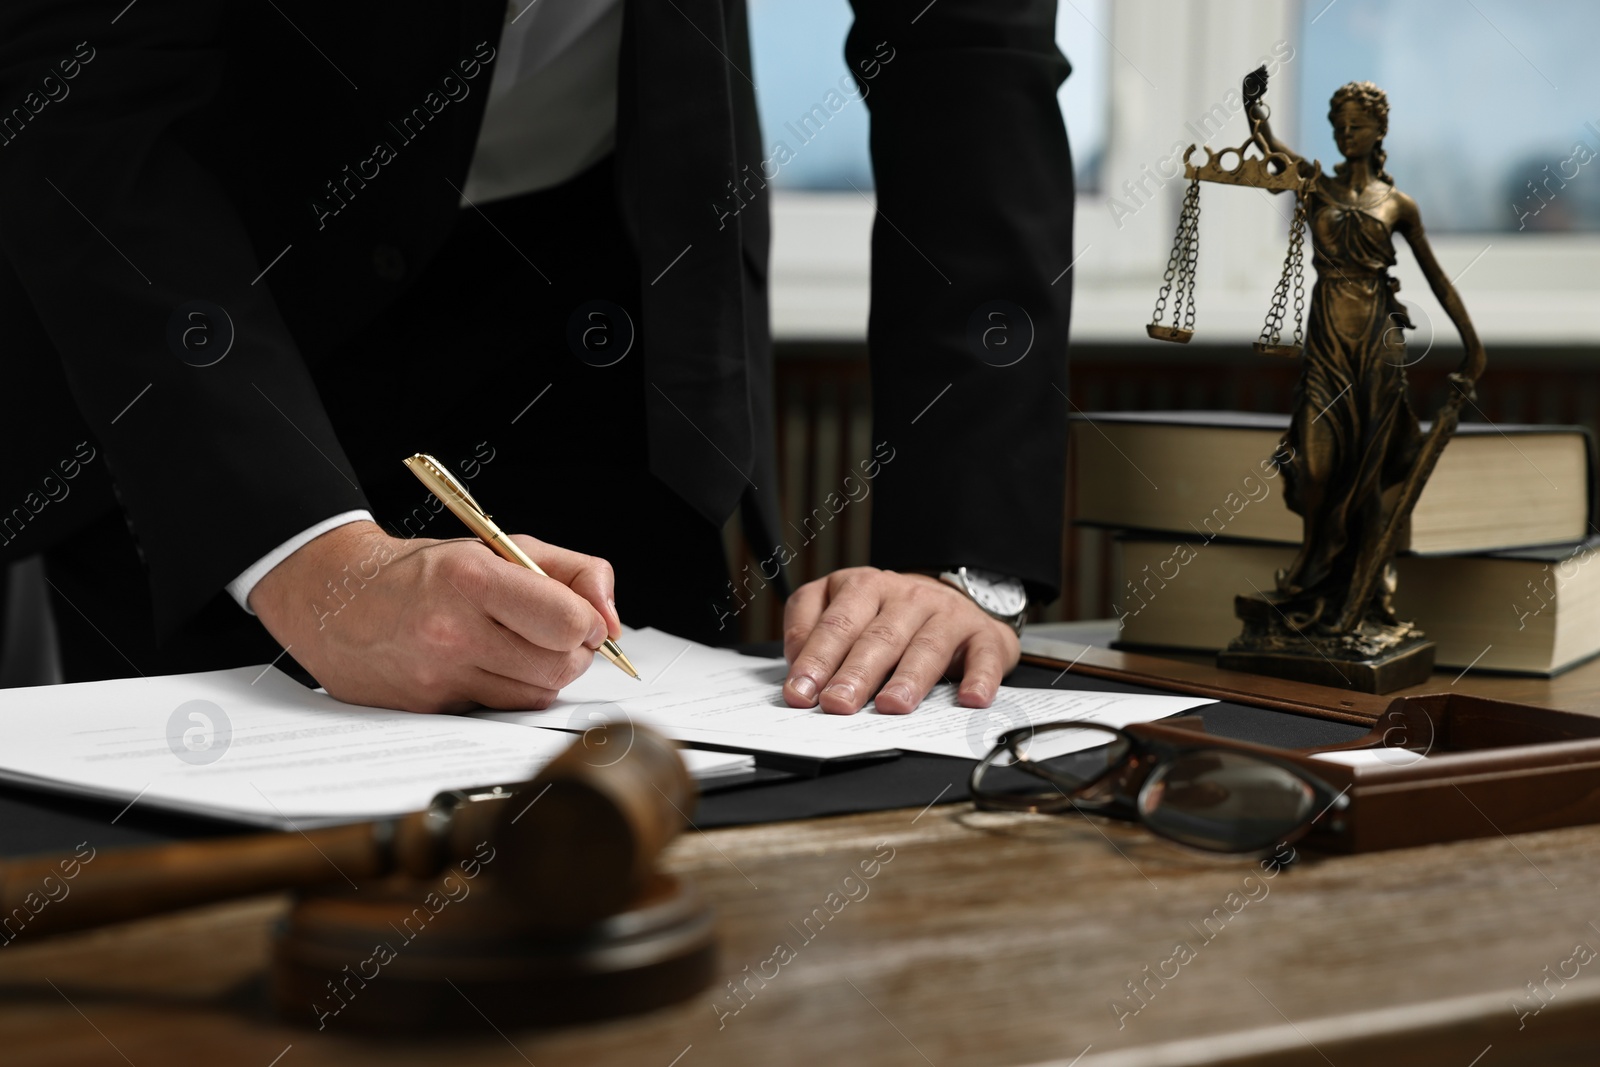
[969,722,1349,854]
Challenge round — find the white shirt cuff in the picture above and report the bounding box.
[227,510,375,614]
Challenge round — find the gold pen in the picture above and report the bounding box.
[402,453,639,680]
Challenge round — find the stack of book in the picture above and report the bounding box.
[1072,411,1599,675]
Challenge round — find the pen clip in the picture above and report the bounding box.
[406,453,490,519]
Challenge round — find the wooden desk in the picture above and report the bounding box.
[6,649,1600,1066]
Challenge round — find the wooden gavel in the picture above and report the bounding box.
[0,722,694,939]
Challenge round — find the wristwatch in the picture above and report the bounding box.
[934,567,1028,635]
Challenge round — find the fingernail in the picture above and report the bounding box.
[607,597,617,619]
[790,675,817,701]
[822,681,855,703]
[587,619,606,648]
[882,684,912,706]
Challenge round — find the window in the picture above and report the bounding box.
[1297,0,1600,234]
[755,0,1600,345]
[750,0,1111,339]
[748,0,1110,192]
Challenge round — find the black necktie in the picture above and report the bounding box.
[615,0,753,527]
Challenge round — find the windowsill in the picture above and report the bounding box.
[771,193,1600,347]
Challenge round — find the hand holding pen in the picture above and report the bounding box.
[247,460,629,713]
[404,454,637,679]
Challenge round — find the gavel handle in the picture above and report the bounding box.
[0,822,391,941]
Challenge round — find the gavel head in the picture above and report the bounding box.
[490,721,695,929]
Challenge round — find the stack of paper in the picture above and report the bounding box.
[0,666,750,829]
[478,627,1215,762]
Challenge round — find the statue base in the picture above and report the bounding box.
[1218,595,1436,694]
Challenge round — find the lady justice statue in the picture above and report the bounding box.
[1205,73,1488,691]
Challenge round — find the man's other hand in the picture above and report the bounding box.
[781,567,1019,715]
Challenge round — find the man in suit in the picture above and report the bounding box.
[0,0,1074,715]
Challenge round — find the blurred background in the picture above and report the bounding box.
[752,0,1600,231]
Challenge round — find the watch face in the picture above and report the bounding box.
[964,568,1027,617]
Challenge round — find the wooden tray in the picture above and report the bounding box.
[1023,639,1600,853]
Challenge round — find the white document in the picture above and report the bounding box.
[1311,747,1429,768]
[0,666,750,829]
[478,627,1217,761]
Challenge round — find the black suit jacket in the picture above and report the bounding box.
[0,0,1073,640]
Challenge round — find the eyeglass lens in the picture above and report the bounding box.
[1139,750,1319,853]
[1010,723,1132,791]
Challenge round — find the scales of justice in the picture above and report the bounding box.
[1145,67,1488,693]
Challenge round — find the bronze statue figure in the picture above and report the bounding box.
[1226,75,1487,690]
[1148,69,1487,691]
